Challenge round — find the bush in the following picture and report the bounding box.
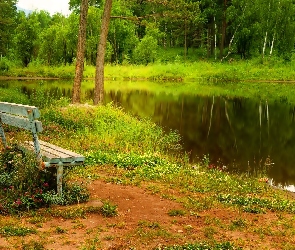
[100,200,118,217]
[133,35,158,65]
[0,146,89,214]
[0,59,9,72]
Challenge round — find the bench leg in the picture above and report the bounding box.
[57,164,63,195]
[0,123,7,148]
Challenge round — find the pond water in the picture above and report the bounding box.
[2,79,295,190]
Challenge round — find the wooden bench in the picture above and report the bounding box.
[0,102,85,195]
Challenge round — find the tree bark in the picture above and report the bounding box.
[94,0,113,105]
[220,0,227,59]
[72,0,89,104]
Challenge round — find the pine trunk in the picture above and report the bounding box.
[93,0,113,105]
[72,0,89,104]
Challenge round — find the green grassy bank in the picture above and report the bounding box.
[2,57,295,82]
[1,88,295,249]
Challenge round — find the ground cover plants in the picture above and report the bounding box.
[0,89,295,248]
[2,56,295,83]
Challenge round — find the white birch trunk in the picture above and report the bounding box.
[262,31,268,58]
[221,26,238,62]
[270,34,275,56]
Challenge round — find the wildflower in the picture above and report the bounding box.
[258,177,268,183]
[15,199,22,206]
[43,182,49,188]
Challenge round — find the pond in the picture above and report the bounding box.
[1,79,295,191]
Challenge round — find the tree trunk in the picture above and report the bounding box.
[262,31,268,58]
[270,33,275,56]
[72,0,89,104]
[93,0,113,105]
[220,0,227,59]
[93,0,112,105]
[184,18,187,61]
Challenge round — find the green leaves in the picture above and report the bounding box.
[0,0,17,56]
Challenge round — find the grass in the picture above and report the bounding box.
[2,56,295,82]
[0,225,36,236]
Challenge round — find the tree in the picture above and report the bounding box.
[0,0,17,56]
[94,0,113,105]
[72,0,89,104]
[86,6,103,65]
[13,13,40,66]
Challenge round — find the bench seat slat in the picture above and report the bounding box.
[38,140,84,158]
[0,113,43,132]
[0,102,40,118]
[26,141,85,164]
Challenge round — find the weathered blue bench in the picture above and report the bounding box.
[0,102,85,195]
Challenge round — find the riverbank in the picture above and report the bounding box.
[0,89,295,248]
[2,59,295,82]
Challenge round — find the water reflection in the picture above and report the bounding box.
[1,80,295,188]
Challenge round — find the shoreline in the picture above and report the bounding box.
[2,75,295,83]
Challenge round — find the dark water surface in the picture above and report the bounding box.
[2,80,295,190]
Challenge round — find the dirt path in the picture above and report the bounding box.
[0,180,294,249]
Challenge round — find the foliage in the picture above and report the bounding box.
[0,145,89,214]
[100,200,118,217]
[133,35,158,65]
[0,86,30,104]
[168,209,186,217]
[41,103,182,156]
[2,0,295,68]
[217,194,295,214]
[157,242,240,250]
[0,0,17,56]
[0,57,11,71]
[0,225,36,236]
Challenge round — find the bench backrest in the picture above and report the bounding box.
[0,102,43,133]
[0,102,43,164]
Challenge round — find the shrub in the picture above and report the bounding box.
[100,200,118,217]
[133,35,158,65]
[0,59,9,72]
[0,146,89,213]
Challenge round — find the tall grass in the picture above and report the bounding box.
[2,55,295,81]
[41,103,182,162]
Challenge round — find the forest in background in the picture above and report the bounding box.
[1,0,295,69]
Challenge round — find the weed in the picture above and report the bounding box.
[100,200,118,217]
[168,209,186,217]
[138,220,161,229]
[55,226,67,234]
[203,226,216,239]
[0,225,36,236]
[103,235,114,241]
[27,215,46,224]
[156,241,240,250]
[22,240,45,250]
[184,224,194,232]
[229,218,247,230]
[80,235,101,250]
[146,184,161,194]
[217,194,295,213]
